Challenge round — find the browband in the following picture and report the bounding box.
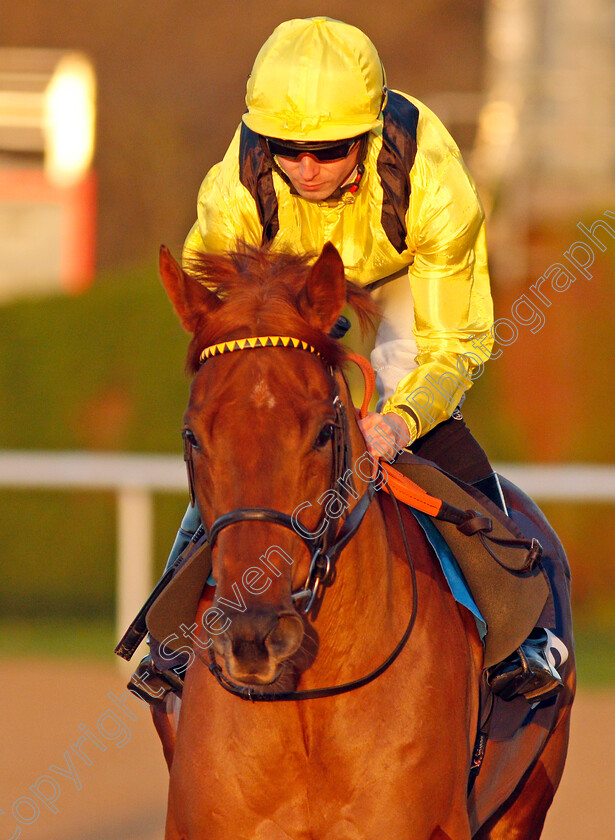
[199,335,319,364]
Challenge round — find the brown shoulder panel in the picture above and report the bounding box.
[239,123,280,246]
[377,91,419,254]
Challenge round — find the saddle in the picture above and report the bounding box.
[384,453,548,667]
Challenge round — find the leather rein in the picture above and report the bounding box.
[183,335,418,701]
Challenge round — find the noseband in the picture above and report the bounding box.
[184,335,379,614]
[185,334,418,701]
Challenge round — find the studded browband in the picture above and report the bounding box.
[200,335,319,364]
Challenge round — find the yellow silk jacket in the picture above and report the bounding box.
[183,92,494,442]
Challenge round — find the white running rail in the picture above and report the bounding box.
[0,450,614,663]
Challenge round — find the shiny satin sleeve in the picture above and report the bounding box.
[381,142,494,441]
[182,127,262,267]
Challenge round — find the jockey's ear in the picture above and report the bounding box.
[159,245,219,334]
[303,242,346,333]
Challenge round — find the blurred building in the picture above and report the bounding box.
[472,0,615,281]
[0,48,96,302]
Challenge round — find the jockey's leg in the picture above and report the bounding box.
[128,503,203,706]
[408,408,567,703]
[164,502,202,574]
[472,472,507,514]
[408,407,504,507]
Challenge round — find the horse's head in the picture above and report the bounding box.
[160,242,376,687]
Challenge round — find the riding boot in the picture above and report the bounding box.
[469,474,568,702]
[127,503,203,705]
[486,628,568,703]
[129,652,185,705]
[472,471,507,514]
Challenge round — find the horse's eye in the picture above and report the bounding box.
[182,428,201,450]
[314,423,335,449]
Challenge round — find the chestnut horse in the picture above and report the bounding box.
[155,242,574,840]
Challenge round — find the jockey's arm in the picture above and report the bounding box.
[380,149,494,445]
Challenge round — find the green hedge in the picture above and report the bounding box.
[0,262,190,618]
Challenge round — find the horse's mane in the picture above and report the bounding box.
[183,244,377,374]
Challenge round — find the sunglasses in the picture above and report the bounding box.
[266,136,360,162]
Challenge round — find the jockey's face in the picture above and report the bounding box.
[274,141,360,201]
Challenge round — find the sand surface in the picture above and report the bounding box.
[1,659,611,839]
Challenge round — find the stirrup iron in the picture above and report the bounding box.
[486,629,567,703]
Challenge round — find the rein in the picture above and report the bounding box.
[184,339,378,616]
[204,491,418,702]
[185,334,419,702]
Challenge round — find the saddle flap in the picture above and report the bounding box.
[390,455,549,668]
[146,537,213,653]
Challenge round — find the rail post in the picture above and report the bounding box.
[116,486,154,667]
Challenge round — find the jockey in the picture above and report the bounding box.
[160,17,566,702]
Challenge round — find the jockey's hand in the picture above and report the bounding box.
[358,412,411,462]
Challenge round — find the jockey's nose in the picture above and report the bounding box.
[297,154,320,180]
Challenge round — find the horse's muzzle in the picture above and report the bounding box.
[213,610,304,685]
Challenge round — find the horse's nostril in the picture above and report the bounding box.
[232,637,268,664]
[222,610,304,682]
[265,612,304,661]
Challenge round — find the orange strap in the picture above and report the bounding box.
[380,465,443,517]
[346,352,376,419]
[346,353,444,518]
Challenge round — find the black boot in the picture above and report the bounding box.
[486,628,568,702]
[472,472,507,514]
[129,503,203,704]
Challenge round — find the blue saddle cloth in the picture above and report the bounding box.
[411,509,487,641]
[414,504,572,743]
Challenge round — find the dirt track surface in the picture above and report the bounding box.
[1,659,612,840]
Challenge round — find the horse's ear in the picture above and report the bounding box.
[303,242,346,332]
[159,245,219,334]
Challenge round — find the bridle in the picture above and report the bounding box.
[183,334,418,701]
[184,335,381,614]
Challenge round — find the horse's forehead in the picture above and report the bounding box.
[192,352,332,413]
[250,376,277,410]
